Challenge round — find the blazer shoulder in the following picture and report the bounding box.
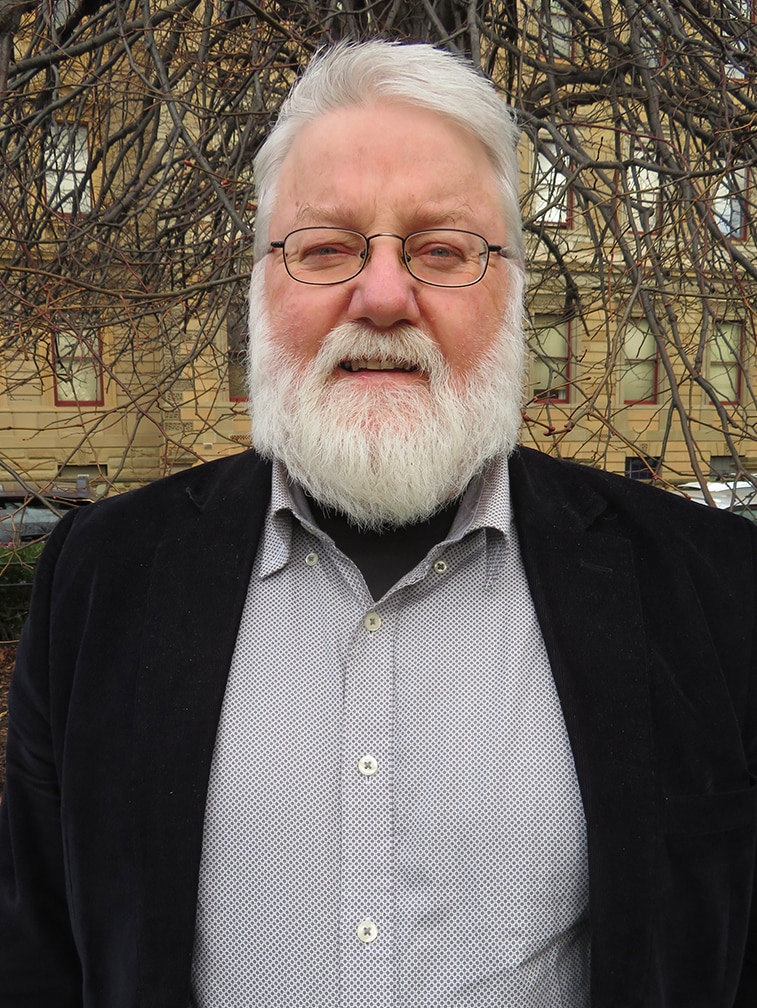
[510,445,757,545]
[45,449,273,567]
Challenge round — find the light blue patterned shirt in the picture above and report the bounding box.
[192,455,590,1006]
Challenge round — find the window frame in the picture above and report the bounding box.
[53,327,104,407]
[622,319,659,405]
[708,321,744,406]
[541,0,574,62]
[531,315,571,404]
[226,299,249,403]
[712,163,750,240]
[623,141,662,236]
[532,138,573,227]
[44,121,93,217]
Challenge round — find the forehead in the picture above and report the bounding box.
[270,102,504,234]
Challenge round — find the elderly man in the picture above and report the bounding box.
[1,39,756,1008]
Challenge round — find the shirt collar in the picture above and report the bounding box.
[256,459,319,579]
[256,454,514,580]
[446,453,512,543]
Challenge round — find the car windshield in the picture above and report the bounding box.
[0,502,63,544]
[733,505,757,523]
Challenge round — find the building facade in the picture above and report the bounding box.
[0,1,754,497]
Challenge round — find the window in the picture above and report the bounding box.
[533,140,571,225]
[227,300,248,401]
[40,0,78,30]
[713,164,748,239]
[218,0,255,24]
[709,454,740,479]
[543,0,573,60]
[709,322,743,403]
[57,464,106,486]
[622,320,658,403]
[638,8,665,69]
[45,122,92,216]
[54,328,103,406]
[532,315,570,402]
[625,455,660,481]
[723,0,753,80]
[625,143,661,234]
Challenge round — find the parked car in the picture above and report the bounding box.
[677,478,757,522]
[0,477,100,546]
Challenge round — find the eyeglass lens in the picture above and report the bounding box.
[281,228,489,286]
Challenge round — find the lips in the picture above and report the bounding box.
[339,358,419,372]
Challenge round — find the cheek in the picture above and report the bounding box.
[430,300,503,375]
[265,275,348,359]
[462,282,512,356]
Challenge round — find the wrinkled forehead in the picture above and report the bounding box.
[268,102,505,238]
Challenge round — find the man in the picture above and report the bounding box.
[1,39,756,1008]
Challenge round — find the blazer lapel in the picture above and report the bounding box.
[510,449,655,1008]
[130,452,272,1008]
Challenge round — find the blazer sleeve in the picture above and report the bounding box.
[0,512,84,1006]
[736,810,757,1002]
[737,876,757,1005]
[734,524,757,1006]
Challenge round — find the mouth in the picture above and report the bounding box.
[338,358,420,373]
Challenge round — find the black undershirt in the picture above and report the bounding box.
[307,496,460,601]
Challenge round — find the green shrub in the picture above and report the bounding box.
[0,543,44,641]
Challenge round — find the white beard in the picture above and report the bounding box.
[246,265,526,530]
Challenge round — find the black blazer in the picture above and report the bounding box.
[1,446,756,1007]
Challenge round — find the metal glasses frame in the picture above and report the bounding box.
[268,227,510,288]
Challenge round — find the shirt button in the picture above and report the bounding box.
[357,754,378,777]
[356,919,379,944]
[305,552,318,567]
[364,612,382,632]
[433,559,448,574]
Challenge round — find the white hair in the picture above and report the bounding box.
[253,39,523,263]
[246,262,526,530]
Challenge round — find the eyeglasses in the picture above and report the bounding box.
[268,227,509,288]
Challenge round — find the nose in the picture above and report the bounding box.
[345,235,421,330]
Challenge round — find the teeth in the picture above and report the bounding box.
[344,359,415,372]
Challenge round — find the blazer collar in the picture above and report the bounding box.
[510,447,655,1007]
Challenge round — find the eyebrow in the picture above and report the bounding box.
[292,205,344,227]
[292,202,478,230]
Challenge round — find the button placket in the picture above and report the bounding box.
[340,605,395,1003]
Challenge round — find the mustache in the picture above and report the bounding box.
[309,323,450,380]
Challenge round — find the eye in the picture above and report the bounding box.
[427,244,463,260]
[409,240,467,269]
[292,230,365,269]
[300,242,352,259]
